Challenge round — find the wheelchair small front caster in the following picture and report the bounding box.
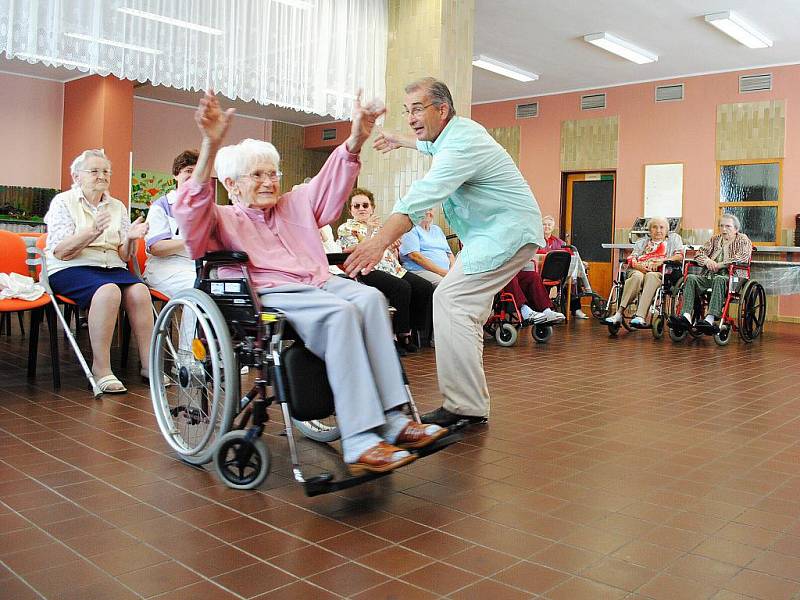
[495,323,518,346]
[532,324,553,343]
[213,430,270,490]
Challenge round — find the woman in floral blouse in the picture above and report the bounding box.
[338,188,433,354]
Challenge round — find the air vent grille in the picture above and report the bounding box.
[581,93,606,110]
[655,83,684,102]
[321,128,337,141]
[515,102,538,119]
[739,73,772,93]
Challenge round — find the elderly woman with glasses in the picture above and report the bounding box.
[173,91,445,476]
[603,216,684,328]
[43,150,154,393]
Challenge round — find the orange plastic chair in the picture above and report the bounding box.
[131,241,170,303]
[0,230,60,389]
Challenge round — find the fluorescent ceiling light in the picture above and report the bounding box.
[13,53,100,70]
[64,32,162,55]
[583,32,658,64]
[117,7,223,35]
[705,11,772,49]
[472,55,538,82]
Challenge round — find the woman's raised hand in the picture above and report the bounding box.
[346,90,386,154]
[195,90,235,145]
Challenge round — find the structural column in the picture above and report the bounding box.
[358,0,475,229]
[61,76,134,203]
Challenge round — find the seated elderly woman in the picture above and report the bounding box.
[173,90,445,475]
[678,213,752,334]
[603,216,684,328]
[541,215,589,319]
[338,188,434,355]
[43,150,154,393]
[398,208,454,286]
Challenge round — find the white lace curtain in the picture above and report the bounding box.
[0,0,386,119]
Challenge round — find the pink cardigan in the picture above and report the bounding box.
[173,143,360,290]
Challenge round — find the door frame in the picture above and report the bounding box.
[560,171,617,244]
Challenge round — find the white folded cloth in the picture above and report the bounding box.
[0,272,45,301]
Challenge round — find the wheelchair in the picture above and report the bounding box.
[149,251,461,495]
[604,254,685,339]
[484,290,554,346]
[666,258,766,346]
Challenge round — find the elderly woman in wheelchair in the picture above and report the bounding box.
[603,216,684,331]
[157,90,446,489]
[671,213,755,340]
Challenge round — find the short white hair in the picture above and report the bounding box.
[542,215,556,225]
[719,212,741,231]
[70,149,110,178]
[647,216,670,231]
[214,139,280,186]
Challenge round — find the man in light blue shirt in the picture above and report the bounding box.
[399,208,454,286]
[345,77,544,427]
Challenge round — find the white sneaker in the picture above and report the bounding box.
[574,309,589,320]
[543,308,566,323]
[527,310,548,324]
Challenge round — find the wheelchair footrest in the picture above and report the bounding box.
[303,471,393,497]
[413,428,464,458]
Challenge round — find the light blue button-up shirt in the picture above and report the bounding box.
[392,116,544,274]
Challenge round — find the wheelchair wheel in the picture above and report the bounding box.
[590,294,608,319]
[668,325,688,343]
[495,323,518,347]
[150,289,237,465]
[532,324,553,343]
[292,417,340,443]
[714,324,732,346]
[213,430,270,490]
[738,280,766,342]
[607,322,622,337]
[652,315,665,339]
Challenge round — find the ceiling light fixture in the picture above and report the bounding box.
[471,55,538,82]
[583,32,658,64]
[117,7,223,35]
[64,32,162,55]
[13,53,101,70]
[704,11,772,49]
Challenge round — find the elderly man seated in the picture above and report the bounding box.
[173,90,445,476]
[678,213,752,334]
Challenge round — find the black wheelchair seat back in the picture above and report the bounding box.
[540,250,572,286]
[281,344,335,422]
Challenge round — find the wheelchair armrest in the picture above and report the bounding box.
[203,251,250,265]
[664,260,683,268]
[326,252,350,266]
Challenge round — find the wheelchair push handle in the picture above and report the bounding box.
[202,251,250,266]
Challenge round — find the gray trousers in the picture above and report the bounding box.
[259,276,407,441]
[434,243,537,417]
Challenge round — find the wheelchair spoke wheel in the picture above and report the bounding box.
[150,289,237,465]
[495,323,518,347]
[590,294,608,319]
[738,280,766,342]
[213,430,270,490]
[532,324,553,343]
[292,416,341,443]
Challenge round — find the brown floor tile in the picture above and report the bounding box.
[401,561,482,595]
[357,545,432,577]
[152,580,241,599]
[269,544,347,577]
[493,560,570,594]
[400,529,474,559]
[21,559,108,597]
[212,562,297,598]
[116,559,201,597]
[666,553,740,586]
[693,537,763,567]
[236,529,308,560]
[449,577,532,600]
[544,576,628,600]
[54,577,141,600]
[582,557,657,592]
[748,550,800,582]
[637,573,721,600]
[531,542,604,574]
[89,542,170,576]
[2,542,79,575]
[447,545,520,576]
[255,580,341,600]
[724,569,800,600]
[179,543,259,578]
[307,561,389,597]
[351,579,438,600]
[611,540,683,571]
[318,528,391,559]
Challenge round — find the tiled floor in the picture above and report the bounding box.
[2,317,800,599]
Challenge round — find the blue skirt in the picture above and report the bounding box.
[49,266,142,309]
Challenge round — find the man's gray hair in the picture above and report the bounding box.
[70,149,110,179]
[719,212,741,231]
[405,77,456,117]
[214,138,281,189]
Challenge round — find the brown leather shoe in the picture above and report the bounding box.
[348,442,417,475]
[395,421,448,450]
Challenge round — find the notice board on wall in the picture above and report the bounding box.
[644,163,683,217]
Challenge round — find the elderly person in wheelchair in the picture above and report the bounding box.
[676,213,752,334]
[172,91,445,476]
[603,216,683,329]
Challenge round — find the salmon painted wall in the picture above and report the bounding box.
[471,64,800,233]
[0,72,63,189]
[132,98,272,173]
[304,121,351,150]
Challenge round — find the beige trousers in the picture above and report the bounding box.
[620,270,662,318]
[433,243,537,417]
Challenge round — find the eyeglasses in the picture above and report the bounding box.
[80,169,112,177]
[352,202,371,209]
[245,170,282,182]
[401,103,436,117]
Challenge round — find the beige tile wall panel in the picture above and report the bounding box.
[359,0,474,248]
[487,127,520,165]
[271,121,306,193]
[716,100,786,161]
[560,116,619,172]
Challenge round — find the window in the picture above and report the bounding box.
[718,160,781,244]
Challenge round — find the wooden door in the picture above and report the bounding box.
[563,173,615,299]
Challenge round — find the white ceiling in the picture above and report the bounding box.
[3,1,798,120]
[472,0,800,103]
